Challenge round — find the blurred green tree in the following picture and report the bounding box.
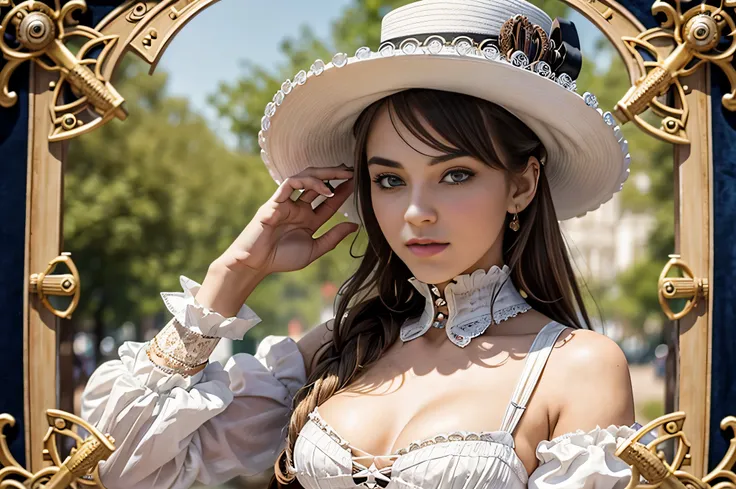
[65,58,273,350]
[575,39,674,339]
[65,56,361,355]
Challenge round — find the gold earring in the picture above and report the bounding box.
[509,209,520,232]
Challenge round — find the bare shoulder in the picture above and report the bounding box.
[297,318,334,376]
[544,327,635,437]
[551,328,630,374]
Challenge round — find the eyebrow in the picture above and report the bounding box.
[367,153,467,168]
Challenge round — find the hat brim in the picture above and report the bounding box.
[262,52,628,221]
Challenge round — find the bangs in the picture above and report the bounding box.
[382,89,508,170]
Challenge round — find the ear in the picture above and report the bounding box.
[507,156,541,213]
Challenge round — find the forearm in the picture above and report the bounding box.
[195,259,266,317]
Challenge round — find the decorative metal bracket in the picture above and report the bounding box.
[618,412,736,489]
[0,0,128,140]
[613,0,736,145]
[29,252,81,319]
[658,254,709,321]
[0,0,221,141]
[0,409,114,488]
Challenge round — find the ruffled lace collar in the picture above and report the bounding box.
[400,265,531,348]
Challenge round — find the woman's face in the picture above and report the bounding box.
[366,105,514,287]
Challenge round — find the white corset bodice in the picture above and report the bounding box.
[292,322,566,489]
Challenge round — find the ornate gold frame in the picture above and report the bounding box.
[0,410,114,489]
[0,0,731,485]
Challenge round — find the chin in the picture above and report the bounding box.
[403,261,463,285]
[402,250,492,285]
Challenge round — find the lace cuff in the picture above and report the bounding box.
[160,275,262,340]
[147,319,219,375]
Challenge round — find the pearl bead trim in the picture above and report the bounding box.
[258,37,631,219]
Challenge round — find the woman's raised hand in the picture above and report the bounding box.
[195,165,358,316]
[227,164,358,274]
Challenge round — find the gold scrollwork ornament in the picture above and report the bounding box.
[0,0,127,141]
[617,412,736,489]
[0,409,115,489]
[0,0,223,141]
[614,0,736,144]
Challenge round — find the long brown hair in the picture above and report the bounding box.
[270,89,591,487]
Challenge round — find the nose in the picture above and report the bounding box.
[403,189,438,226]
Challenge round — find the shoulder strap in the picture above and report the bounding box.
[499,321,568,435]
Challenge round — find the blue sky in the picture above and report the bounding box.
[157,0,353,117]
[156,1,604,126]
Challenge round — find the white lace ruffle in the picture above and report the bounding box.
[307,406,515,456]
[402,265,530,347]
[449,304,533,343]
[530,425,638,489]
[399,279,435,343]
[160,276,262,340]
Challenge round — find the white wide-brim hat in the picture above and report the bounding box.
[258,0,630,222]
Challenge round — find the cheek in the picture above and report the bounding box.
[443,183,508,223]
[370,188,403,237]
[440,182,508,248]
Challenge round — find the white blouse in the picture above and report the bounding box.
[80,276,640,489]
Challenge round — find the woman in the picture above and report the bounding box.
[81,1,638,488]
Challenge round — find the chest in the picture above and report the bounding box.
[314,339,551,473]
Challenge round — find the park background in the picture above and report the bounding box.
[61,1,672,486]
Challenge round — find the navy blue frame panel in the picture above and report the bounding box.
[0,59,29,469]
[82,2,119,27]
[614,0,658,30]
[709,67,736,471]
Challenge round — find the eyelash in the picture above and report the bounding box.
[371,169,476,190]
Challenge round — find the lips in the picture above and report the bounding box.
[405,238,448,246]
[406,242,450,257]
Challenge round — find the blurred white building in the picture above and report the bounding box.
[561,181,655,283]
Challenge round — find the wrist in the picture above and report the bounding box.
[195,259,266,317]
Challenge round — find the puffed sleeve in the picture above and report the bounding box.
[528,426,638,489]
[80,276,308,489]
